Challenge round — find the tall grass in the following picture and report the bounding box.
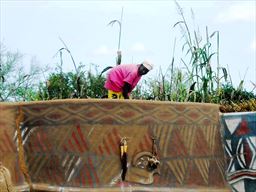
[172,1,228,103]
[108,7,124,65]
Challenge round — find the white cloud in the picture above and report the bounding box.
[130,42,146,52]
[216,4,255,23]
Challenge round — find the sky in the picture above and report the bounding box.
[1,0,256,92]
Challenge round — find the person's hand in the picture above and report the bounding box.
[122,82,131,99]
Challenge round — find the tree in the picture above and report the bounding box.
[0,43,42,101]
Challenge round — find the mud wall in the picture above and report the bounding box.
[0,99,230,191]
[221,112,256,192]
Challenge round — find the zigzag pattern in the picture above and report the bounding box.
[20,101,219,126]
[0,100,228,189]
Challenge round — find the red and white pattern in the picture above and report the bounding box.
[221,112,256,192]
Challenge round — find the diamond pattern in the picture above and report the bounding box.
[0,100,229,190]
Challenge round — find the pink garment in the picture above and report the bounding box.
[104,64,141,92]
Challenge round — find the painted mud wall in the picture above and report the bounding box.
[221,112,256,192]
[0,99,230,191]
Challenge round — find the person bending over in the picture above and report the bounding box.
[104,61,153,99]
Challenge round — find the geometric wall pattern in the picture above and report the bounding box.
[0,104,25,186]
[220,112,256,192]
[0,99,231,191]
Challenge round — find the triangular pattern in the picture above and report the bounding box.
[63,125,89,153]
[194,159,210,184]
[232,180,245,192]
[208,159,226,187]
[98,158,120,183]
[168,128,188,157]
[29,155,45,179]
[96,129,120,156]
[153,124,174,157]
[30,154,65,185]
[1,101,229,189]
[215,159,225,180]
[105,128,121,155]
[1,129,16,152]
[221,119,232,139]
[76,163,93,186]
[213,128,225,157]
[224,117,241,135]
[87,125,113,152]
[201,125,217,153]
[71,157,100,187]
[63,156,80,181]
[166,159,189,184]
[230,163,236,172]
[179,125,196,155]
[235,119,251,136]
[185,159,205,186]
[55,126,75,152]
[192,128,210,156]
[158,163,175,185]
[138,132,152,152]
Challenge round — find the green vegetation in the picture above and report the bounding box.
[1,43,255,112]
[0,3,255,112]
[37,63,106,100]
[0,44,42,101]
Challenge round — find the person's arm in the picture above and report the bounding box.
[122,82,131,99]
